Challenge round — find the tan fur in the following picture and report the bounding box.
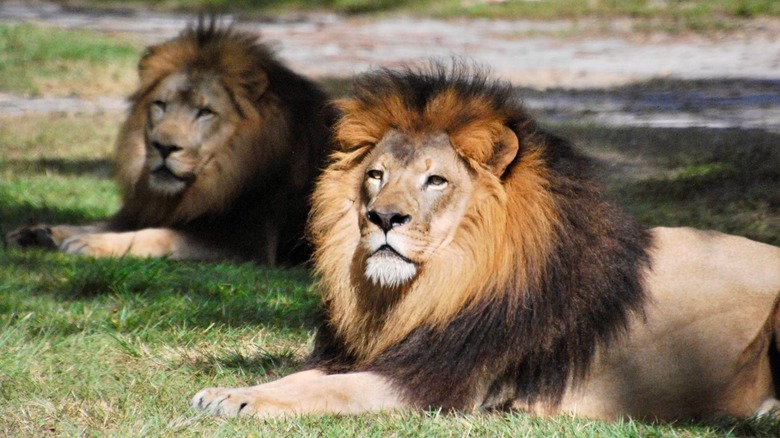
[549,227,780,420]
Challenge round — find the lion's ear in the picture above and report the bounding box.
[487,126,519,176]
[137,48,162,90]
[247,70,269,103]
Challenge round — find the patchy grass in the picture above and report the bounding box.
[1,107,779,435]
[0,23,141,96]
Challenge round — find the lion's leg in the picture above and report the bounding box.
[262,219,279,266]
[6,223,108,249]
[192,371,406,418]
[59,228,223,260]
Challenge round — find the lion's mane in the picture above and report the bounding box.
[307,63,651,410]
[111,21,333,263]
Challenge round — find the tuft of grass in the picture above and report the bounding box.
[0,23,141,96]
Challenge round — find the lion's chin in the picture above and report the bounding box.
[148,167,190,196]
[364,249,417,289]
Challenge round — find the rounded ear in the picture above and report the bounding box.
[137,47,161,90]
[247,70,269,103]
[487,126,519,176]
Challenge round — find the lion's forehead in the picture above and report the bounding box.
[153,72,228,108]
[370,130,460,169]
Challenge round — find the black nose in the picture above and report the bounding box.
[367,209,411,233]
[151,142,182,159]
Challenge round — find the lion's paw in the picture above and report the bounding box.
[192,387,268,417]
[5,223,58,249]
[60,233,122,257]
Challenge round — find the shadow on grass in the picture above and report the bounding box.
[1,205,107,236]
[0,193,113,236]
[2,157,113,178]
[188,348,305,379]
[553,125,780,246]
[1,250,320,333]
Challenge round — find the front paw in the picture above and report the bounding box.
[192,387,266,417]
[61,233,122,257]
[5,223,58,249]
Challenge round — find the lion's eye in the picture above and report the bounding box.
[367,169,383,181]
[196,106,215,118]
[426,175,447,187]
[151,100,166,112]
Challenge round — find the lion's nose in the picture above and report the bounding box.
[367,210,411,233]
[151,142,182,159]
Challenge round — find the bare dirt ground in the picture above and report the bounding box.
[1,1,780,131]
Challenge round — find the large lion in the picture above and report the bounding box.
[5,21,334,265]
[192,63,780,420]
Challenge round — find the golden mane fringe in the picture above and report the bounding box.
[312,86,560,361]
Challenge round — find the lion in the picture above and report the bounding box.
[5,21,334,265]
[192,63,780,421]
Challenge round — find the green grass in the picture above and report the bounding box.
[0,23,141,96]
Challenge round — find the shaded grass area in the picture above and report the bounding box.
[552,124,780,246]
[2,107,779,433]
[0,23,141,96]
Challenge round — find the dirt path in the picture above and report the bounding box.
[2,1,780,130]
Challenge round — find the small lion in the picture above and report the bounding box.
[192,63,780,420]
[6,21,334,265]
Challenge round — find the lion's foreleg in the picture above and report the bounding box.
[5,222,108,249]
[192,371,406,418]
[59,228,222,260]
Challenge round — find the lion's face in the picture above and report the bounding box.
[358,130,475,288]
[144,72,241,195]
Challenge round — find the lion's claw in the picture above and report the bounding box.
[192,388,259,417]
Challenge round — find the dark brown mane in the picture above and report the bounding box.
[308,62,651,410]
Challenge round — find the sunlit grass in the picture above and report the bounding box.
[0,23,140,96]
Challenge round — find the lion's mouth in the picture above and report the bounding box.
[373,244,413,263]
[152,165,193,183]
[148,165,195,195]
